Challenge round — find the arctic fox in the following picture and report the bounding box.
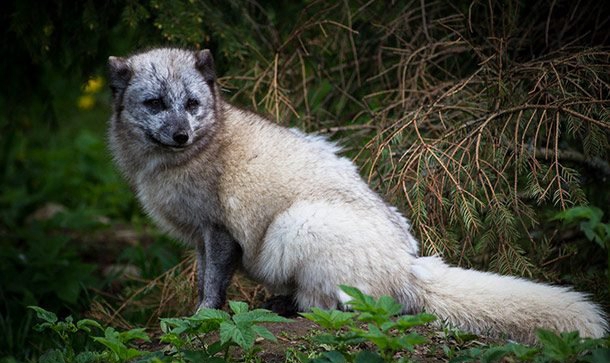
[107,47,607,344]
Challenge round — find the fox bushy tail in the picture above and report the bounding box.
[409,256,607,343]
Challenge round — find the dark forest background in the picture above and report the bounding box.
[1,0,609,361]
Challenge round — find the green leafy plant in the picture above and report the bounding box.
[300,286,436,362]
[453,329,610,363]
[552,206,610,291]
[552,206,610,250]
[92,327,150,362]
[28,306,150,363]
[0,231,92,356]
[29,306,104,363]
[160,301,292,362]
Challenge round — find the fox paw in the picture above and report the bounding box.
[262,295,299,317]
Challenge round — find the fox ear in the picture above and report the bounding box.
[107,56,132,97]
[195,49,216,83]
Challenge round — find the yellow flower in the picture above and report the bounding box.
[78,95,95,110]
[84,76,104,94]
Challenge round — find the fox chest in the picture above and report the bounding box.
[135,175,220,243]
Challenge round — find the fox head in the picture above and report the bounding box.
[108,48,219,150]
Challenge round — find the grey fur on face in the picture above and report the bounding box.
[109,49,217,149]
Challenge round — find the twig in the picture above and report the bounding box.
[523,145,610,176]
[317,124,377,134]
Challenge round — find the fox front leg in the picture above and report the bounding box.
[196,226,241,311]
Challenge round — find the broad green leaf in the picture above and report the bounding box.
[537,329,572,360]
[76,318,103,333]
[399,332,428,348]
[228,300,249,314]
[93,336,124,359]
[28,306,58,324]
[251,324,277,342]
[119,327,150,343]
[188,308,231,333]
[380,320,396,332]
[551,206,602,223]
[362,324,394,350]
[233,309,292,324]
[190,308,231,322]
[93,327,145,361]
[376,295,403,315]
[300,308,354,330]
[395,313,436,329]
[159,317,192,335]
[219,321,256,350]
[94,335,144,361]
[338,285,370,305]
[158,332,184,347]
[581,221,597,242]
[122,348,145,361]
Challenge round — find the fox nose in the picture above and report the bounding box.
[173,132,189,145]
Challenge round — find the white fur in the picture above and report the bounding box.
[411,256,607,342]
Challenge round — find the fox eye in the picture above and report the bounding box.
[185,98,200,112]
[143,98,166,113]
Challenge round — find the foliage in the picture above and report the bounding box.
[92,327,150,363]
[551,206,610,293]
[552,206,610,250]
[28,305,143,363]
[299,286,436,362]
[26,289,439,362]
[0,108,185,357]
[453,329,610,363]
[19,289,610,362]
[160,300,292,362]
[27,302,290,363]
[0,222,98,357]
